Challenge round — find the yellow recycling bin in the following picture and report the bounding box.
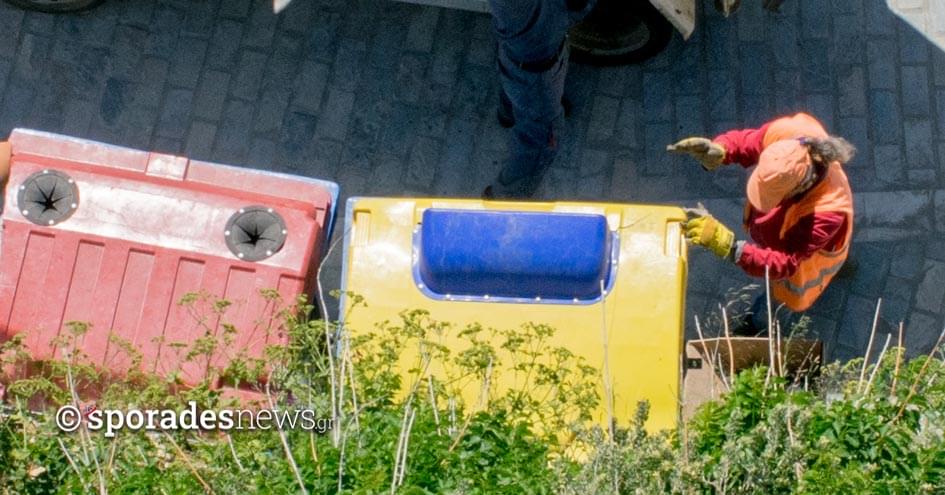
[338,197,687,431]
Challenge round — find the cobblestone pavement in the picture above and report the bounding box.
[0,0,943,361]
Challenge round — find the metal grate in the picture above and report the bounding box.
[224,206,288,262]
[17,169,79,226]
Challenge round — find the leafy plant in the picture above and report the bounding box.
[0,291,943,494]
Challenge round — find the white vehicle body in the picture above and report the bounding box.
[274,0,696,39]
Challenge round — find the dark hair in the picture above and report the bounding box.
[804,136,856,166]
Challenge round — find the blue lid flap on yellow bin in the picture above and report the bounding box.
[415,209,616,303]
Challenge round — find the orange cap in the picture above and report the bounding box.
[746,139,812,213]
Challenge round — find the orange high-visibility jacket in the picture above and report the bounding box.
[747,114,854,312]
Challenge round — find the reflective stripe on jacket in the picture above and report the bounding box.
[768,161,853,311]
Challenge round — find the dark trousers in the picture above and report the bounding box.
[746,293,805,337]
[488,45,568,198]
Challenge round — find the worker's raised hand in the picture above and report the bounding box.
[683,214,735,261]
[666,137,726,171]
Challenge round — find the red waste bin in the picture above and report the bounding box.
[0,129,338,387]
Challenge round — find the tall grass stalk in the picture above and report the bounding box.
[390,399,419,493]
[865,333,891,395]
[891,321,904,395]
[160,432,212,494]
[694,315,728,394]
[225,434,244,472]
[895,325,945,420]
[266,379,308,495]
[57,437,89,493]
[720,305,735,381]
[427,376,441,435]
[316,232,348,447]
[764,266,775,388]
[858,298,882,393]
[64,340,107,495]
[600,280,615,443]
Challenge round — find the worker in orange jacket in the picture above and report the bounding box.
[669,113,855,332]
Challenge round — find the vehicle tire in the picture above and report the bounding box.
[2,0,105,13]
[569,0,675,66]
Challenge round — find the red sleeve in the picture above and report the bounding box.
[712,122,771,168]
[736,212,847,279]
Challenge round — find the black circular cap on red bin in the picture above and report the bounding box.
[17,169,80,226]
[224,206,287,262]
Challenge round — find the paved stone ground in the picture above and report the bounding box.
[0,0,943,361]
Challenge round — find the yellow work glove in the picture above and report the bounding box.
[667,137,726,171]
[683,215,736,260]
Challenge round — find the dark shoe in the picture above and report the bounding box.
[733,295,771,337]
[497,107,514,128]
[730,312,765,337]
[562,95,572,118]
[498,90,514,128]
[482,185,495,200]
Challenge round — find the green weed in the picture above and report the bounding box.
[0,292,942,494]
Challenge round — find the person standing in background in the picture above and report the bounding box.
[482,0,597,199]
